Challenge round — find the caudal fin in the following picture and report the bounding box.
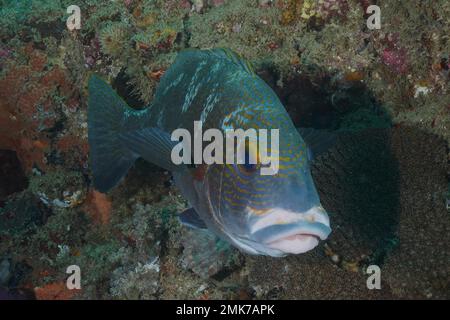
[88,75,145,192]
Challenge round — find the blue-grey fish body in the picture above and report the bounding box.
[88,48,331,257]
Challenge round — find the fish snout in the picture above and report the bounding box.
[248,206,331,255]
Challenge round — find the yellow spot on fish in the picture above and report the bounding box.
[248,207,270,215]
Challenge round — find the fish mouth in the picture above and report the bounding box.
[255,222,331,254]
[253,220,330,241]
[249,213,331,255]
[263,227,326,254]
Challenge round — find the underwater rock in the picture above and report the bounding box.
[29,169,86,209]
[109,257,160,299]
[180,228,242,279]
[0,191,50,235]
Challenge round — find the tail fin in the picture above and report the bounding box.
[88,75,149,192]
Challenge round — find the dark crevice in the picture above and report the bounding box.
[0,150,28,207]
[112,69,147,109]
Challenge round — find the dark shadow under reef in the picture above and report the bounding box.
[247,66,449,299]
[0,150,28,207]
[312,129,400,269]
[260,65,401,267]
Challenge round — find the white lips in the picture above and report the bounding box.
[248,206,330,234]
[267,234,320,254]
[248,206,331,255]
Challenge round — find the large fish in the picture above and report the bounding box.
[88,48,331,257]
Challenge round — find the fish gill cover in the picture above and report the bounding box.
[0,0,449,300]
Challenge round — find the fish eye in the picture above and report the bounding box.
[239,143,259,173]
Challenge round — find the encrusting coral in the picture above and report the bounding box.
[99,23,131,59]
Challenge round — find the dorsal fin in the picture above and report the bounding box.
[207,48,256,76]
[177,48,255,76]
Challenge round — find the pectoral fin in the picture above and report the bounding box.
[179,208,207,229]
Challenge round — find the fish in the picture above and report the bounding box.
[88,48,332,257]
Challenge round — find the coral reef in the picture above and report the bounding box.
[109,258,160,299]
[29,169,86,209]
[99,23,131,59]
[0,0,448,300]
[180,228,243,279]
[0,44,74,173]
[281,0,350,25]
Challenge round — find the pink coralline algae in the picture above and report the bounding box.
[379,33,409,74]
[0,46,12,68]
[317,0,350,21]
[0,47,11,59]
[123,0,133,8]
[381,47,408,74]
[180,0,192,9]
[210,0,226,7]
[84,36,101,68]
